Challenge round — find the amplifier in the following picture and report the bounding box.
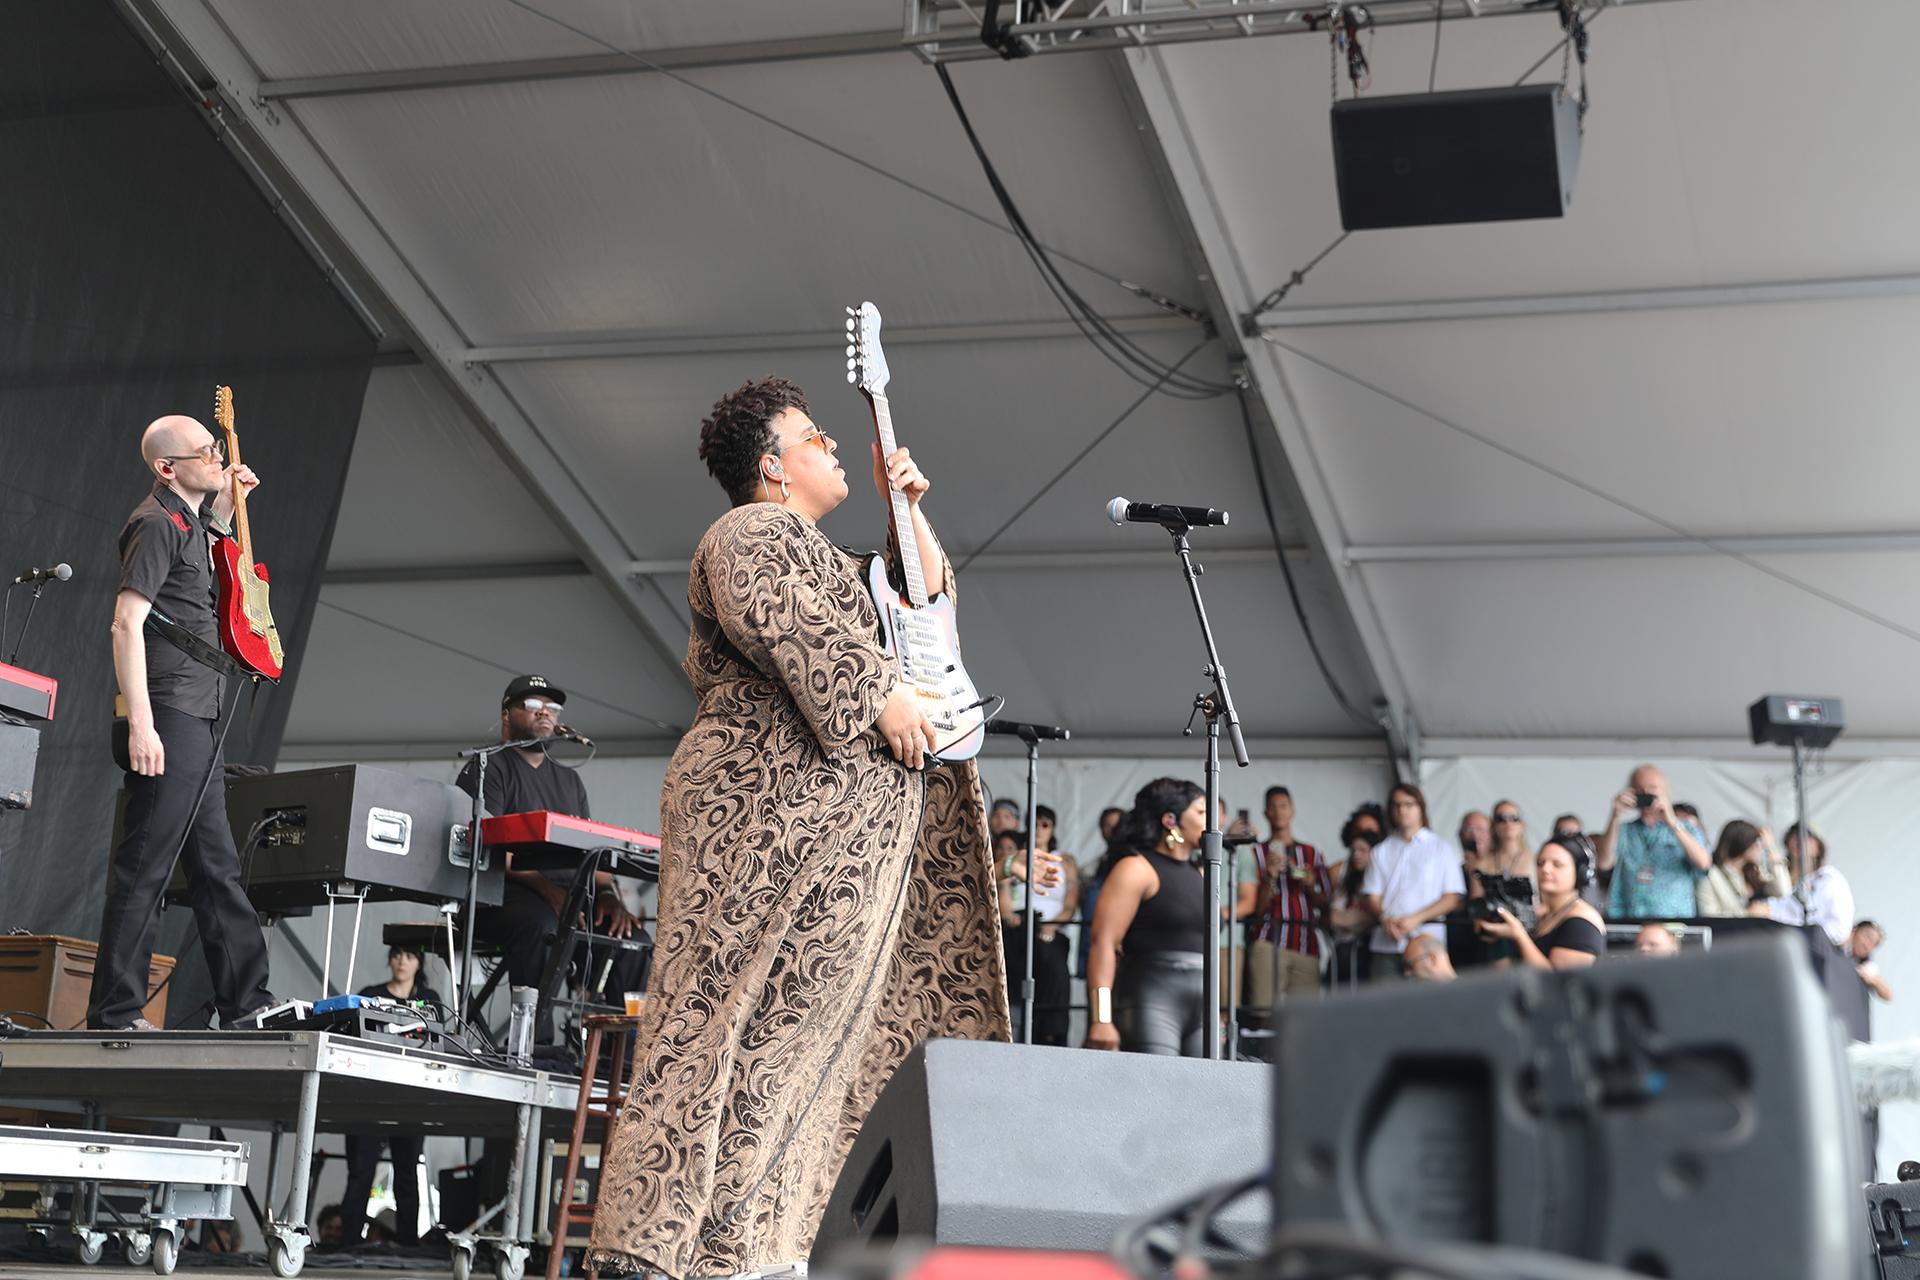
[149,764,502,912]
[0,721,38,810]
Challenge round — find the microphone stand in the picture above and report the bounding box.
[4,580,48,666]
[1018,729,1041,1046]
[455,734,548,1018]
[1166,523,1250,1062]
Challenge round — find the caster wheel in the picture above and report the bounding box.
[452,1246,473,1280]
[124,1235,153,1266]
[75,1235,105,1266]
[495,1251,525,1280]
[150,1232,177,1277]
[267,1235,305,1279]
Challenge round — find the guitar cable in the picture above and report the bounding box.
[924,692,1004,767]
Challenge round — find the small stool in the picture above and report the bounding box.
[546,1010,644,1280]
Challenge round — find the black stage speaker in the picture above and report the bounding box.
[1330,84,1582,230]
[1273,933,1866,1279]
[1867,1176,1920,1279]
[136,764,500,913]
[811,1039,1268,1264]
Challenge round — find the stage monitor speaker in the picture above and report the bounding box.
[1330,84,1581,230]
[1272,932,1866,1279]
[811,1040,1268,1265]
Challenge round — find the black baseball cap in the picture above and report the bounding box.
[502,674,566,709]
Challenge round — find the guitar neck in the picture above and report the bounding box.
[868,392,929,607]
[226,431,255,561]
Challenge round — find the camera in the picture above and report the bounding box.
[1467,872,1537,932]
[1634,790,1657,809]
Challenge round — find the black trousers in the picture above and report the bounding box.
[1114,951,1206,1058]
[87,706,271,1030]
[476,881,650,1043]
[1002,925,1071,1046]
[342,1132,425,1245]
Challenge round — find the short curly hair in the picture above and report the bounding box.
[698,377,812,507]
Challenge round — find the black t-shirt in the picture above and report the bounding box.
[456,747,590,882]
[1534,915,1605,959]
[119,483,226,719]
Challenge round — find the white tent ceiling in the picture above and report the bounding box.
[127,0,1920,761]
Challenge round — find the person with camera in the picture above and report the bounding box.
[1596,765,1709,920]
[1242,786,1331,1013]
[1361,784,1465,982]
[1475,837,1605,972]
[1748,823,1854,946]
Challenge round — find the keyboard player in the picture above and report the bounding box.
[456,674,649,1043]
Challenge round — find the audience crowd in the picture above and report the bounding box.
[986,763,1889,1058]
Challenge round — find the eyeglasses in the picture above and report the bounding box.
[786,427,835,455]
[161,442,226,465]
[1493,813,1521,824]
[513,697,563,713]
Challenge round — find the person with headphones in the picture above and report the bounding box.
[1475,835,1605,971]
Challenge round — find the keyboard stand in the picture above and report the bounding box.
[534,851,653,1046]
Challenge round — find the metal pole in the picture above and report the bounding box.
[1792,738,1814,926]
[1200,710,1223,1060]
[1020,738,1040,1045]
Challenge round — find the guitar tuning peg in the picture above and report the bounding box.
[846,358,857,371]
[846,344,856,358]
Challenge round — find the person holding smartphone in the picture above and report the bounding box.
[1246,786,1330,1013]
[1595,764,1710,920]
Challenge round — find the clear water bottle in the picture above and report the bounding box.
[507,986,537,1065]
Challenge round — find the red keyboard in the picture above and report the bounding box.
[0,662,56,722]
[480,810,661,877]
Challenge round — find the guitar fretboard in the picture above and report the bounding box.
[870,393,929,607]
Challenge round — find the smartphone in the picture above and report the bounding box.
[1236,808,1250,826]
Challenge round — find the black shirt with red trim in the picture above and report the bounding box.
[119,482,226,719]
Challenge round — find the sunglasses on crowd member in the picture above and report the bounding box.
[1493,812,1521,824]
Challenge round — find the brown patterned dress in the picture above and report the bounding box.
[587,503,1010,1278]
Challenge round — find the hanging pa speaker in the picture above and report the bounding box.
[1330,83,1582,230]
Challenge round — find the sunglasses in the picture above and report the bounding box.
[788,427,834,455]
[1493,813,1521,824]
[161,442,227,465]
[513,697,564,713]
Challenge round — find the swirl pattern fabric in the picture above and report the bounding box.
[588,505,1009,1278]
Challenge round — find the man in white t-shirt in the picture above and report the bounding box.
[1361,783,1466,982]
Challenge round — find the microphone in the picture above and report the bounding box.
[12,564,72,586]
[554,724,595,748]
[983,718,1071,742]
[1106,497,1228,529]
[1222,832,1261,849]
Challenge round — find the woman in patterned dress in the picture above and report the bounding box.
[588,377,1017,1279]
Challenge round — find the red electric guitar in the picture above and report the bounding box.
[211,385,284,680]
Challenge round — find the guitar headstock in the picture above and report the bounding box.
[213,385,235,437]
[845,301,890,399]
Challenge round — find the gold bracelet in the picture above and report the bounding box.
[1094,986,1113,1025]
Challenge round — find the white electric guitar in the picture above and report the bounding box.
[846,301,986,762]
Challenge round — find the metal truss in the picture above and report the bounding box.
[905,0,1686,64]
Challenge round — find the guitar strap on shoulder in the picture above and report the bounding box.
[690,606,768,679]
[145,608,248,681]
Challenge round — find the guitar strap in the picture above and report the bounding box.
[145,609,247,681]
[690,606,767,679]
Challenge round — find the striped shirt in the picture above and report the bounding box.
[1255,841,1331,956]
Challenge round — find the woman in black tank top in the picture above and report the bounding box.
[1085,777,1211,1057]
